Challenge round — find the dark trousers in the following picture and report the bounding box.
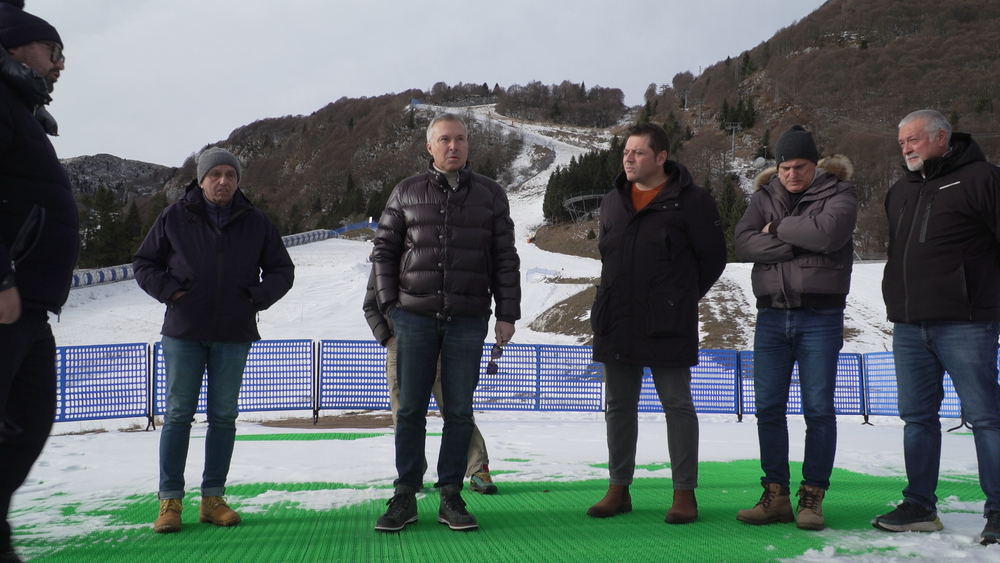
[0,310,56,551]
[603,362,699,489]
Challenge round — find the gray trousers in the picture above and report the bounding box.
[603,362,698,490]
[386,339,489,477]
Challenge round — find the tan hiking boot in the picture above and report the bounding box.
[737,482,793,525]
[796,485,826,530]
[154,498,183,533]
[587,484,631,518]
[665,489,698,524]
[199,496,241,527]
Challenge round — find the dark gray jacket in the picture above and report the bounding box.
[735,155,857,309]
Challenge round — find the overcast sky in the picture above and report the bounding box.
[28,0,826,167]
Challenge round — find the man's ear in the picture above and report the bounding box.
[657,150,669,166]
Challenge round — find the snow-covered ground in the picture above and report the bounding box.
[16,108,997,561]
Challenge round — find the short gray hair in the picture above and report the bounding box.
[426,113,467,143]
[899,109,952,146]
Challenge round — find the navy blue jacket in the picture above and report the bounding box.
[591,161,727,368]
[0,53,79,312]
[133,181,294,341]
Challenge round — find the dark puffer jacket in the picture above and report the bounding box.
[133,181,294,341]
[0,51,78,313]
[372,161,520,322]
[734,155,857,309]
[883,133,1000,322]
[591,160,727,368]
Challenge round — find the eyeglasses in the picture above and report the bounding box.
[40,41,64,64]
[486,343,503,375]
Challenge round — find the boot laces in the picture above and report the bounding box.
[797,488,822,511]
[384,494,412,518]
[159,498,182,516]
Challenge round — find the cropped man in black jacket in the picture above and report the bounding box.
[873,110,1000,546]
[0,3,76,561]
[588,123,726,524]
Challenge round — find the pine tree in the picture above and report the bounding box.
[716,174,748,262]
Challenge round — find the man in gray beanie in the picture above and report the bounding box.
[133,147,294,534]
[734,125,857,531]
[0,2,76,562]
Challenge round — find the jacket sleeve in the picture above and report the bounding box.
[363,265,393,345]
[132,209,185,303]
[248,214,294,310]
[774,181,858,254]
[490,187,521,322]
[690,189,728,299]
[734,190,797,264]
[372,183,405,314]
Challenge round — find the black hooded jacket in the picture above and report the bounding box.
[0,49,78,312]
[591,160,727,368]
[882,133,1000,322]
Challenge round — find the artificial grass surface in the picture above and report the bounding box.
[13,460,986,563]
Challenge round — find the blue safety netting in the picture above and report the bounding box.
[55,343,148,422]
[738,352,866,416]
[49,340,1000,424]
[151,340,314,415]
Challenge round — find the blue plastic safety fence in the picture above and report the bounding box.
[152,340,313,420]
[55,343,148,422]
[738,352,865,418]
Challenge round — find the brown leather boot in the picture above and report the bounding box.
[665,489,698,524]
[154,498,182,533]
[795,485,826,530]
[737,482,793,525]
[199,496,241,527]
[587,484,632,518]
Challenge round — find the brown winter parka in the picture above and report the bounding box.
[734,155,857,309]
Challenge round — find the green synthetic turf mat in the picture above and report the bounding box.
[12,460,986,563]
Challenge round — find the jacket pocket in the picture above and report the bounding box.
[590,285,615,336]
[9,205,46,264]
[645,286,696,338]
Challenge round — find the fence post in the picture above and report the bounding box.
[145,343,156,431]
[312,340,320,425]
[534,345,541,411]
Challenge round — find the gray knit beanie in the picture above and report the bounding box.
[775,125,819,164]
[197,147,242,184]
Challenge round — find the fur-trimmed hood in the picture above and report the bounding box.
[754,154,854,191]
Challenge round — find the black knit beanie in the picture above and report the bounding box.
[774,125,819,164]
[0,1,62,50]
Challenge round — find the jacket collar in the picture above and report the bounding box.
[181,178,252,216]
[612,159,692,204]
[426,159,473,191]
[755,154,854,200]
[0,48,57,135]
[902,132,985,181]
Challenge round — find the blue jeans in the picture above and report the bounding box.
[159,336,252,499]
[390,308,488,490]
[753,307,843,490]
[893,321,1000,515]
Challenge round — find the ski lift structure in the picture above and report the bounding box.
[562,189,608,222]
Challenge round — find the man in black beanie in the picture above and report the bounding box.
[0,2,77,562]
[734,125,857,531]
